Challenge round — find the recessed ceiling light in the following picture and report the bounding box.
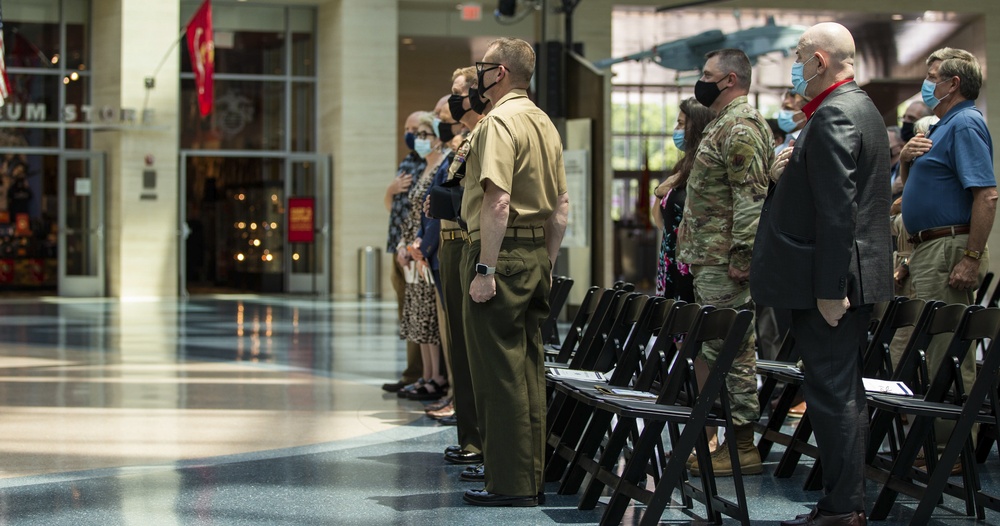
[891,14,904,21]
[402,38,413,45]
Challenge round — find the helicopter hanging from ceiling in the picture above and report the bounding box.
[593,16,807,72]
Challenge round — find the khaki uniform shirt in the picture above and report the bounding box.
[678,96,773,270]
[462,89,567,232]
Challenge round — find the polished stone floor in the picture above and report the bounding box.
[0,295,994,525]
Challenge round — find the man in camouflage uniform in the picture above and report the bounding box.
[678,48,773,477]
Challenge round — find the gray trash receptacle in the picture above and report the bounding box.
[358,246,381,299]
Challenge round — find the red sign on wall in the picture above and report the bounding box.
[287,197,315,243]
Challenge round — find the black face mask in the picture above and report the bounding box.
[900,121,915,142]
[448,94,469,122]
[404,131,415,151]
[694,79,728,108]
[476,65,500,100]
[437,120,458,143]
[468,87,488,115]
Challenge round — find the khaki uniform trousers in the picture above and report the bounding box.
[390,255,423,383]
[462,236,550,497]
[909,234,989,449]
[690,264,760,426]
[441,231,481,453]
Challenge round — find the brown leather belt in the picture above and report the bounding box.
[468,226,545,243]
[440,229,464,241]
[908,224,970,246]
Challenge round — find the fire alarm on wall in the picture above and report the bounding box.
[145,154,155,166]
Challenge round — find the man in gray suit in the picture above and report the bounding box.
[751,22,892,526]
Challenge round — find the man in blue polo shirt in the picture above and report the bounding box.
[900,47,996,471]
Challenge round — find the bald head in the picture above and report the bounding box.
[404,111,422,133]
[434,95,451,120]
[799,22,855,69]
[795,22,856,97]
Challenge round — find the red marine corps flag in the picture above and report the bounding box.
[0,3,12,108]
[186,0,214,116]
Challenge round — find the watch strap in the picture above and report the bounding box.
[963,248,984,260]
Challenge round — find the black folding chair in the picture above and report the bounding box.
[866,306,1000,522]
[541,275,574,346]
[544,285,598,363]
[550,301,699,493]
[546,288,627,369]
[544,295,667,482]
[569,307,754,526]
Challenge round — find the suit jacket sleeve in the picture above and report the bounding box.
[805,105,858,300]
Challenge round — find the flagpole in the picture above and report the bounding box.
[144,28,187,89]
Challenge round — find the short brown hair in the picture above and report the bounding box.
[486,37,535,85]
[927,47,982,101]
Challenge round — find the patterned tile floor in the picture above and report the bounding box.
[0,296,992,525]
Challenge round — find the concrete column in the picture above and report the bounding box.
[318,0,398,299]
[92,0,181,298]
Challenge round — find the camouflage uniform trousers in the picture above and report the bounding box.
[690,264,760,427]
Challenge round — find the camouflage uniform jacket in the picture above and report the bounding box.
[677,96,773,270]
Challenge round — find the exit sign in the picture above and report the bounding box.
[461,3,482,21]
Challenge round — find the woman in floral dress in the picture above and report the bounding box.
[397,113,451,399]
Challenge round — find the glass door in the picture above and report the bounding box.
[58,153,105,296]
[286,155,329,293]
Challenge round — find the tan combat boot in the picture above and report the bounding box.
[688,424,763,477]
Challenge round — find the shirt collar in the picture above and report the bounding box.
[802,79,854,119]
[493,89,529,109]
[930,100,977,136]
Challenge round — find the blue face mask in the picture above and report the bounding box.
[790,55,817,97]
[404,131,415,151]
[414,137,433,158]
[921,78,950,110]
[777,109,800,133]
[672,129,685,151]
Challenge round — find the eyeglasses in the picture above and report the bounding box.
[414,131,433,140]
[476,61,504,74]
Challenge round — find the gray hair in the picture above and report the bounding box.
[927,47,982,101]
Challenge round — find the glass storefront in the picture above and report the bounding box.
[0,0,90,293]
[180,2,321,294]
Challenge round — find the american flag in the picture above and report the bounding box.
[0,3,10,107]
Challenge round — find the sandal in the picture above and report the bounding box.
[425,396,453,412]
[396,378,425,398]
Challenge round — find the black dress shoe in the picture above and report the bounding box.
[444,449,483,464]
[462,489,537,507]
[406,379,449,401]
[381,381,405,393]
[438,415,458,426]
[781,509,866,526]
[460,464,485,481]
[445,445,463,454]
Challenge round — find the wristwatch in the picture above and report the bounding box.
[475,263,496,275]
[963,248,984,260]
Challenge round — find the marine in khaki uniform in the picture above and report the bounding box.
[460,38,569,507]
[677,48,773,477]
